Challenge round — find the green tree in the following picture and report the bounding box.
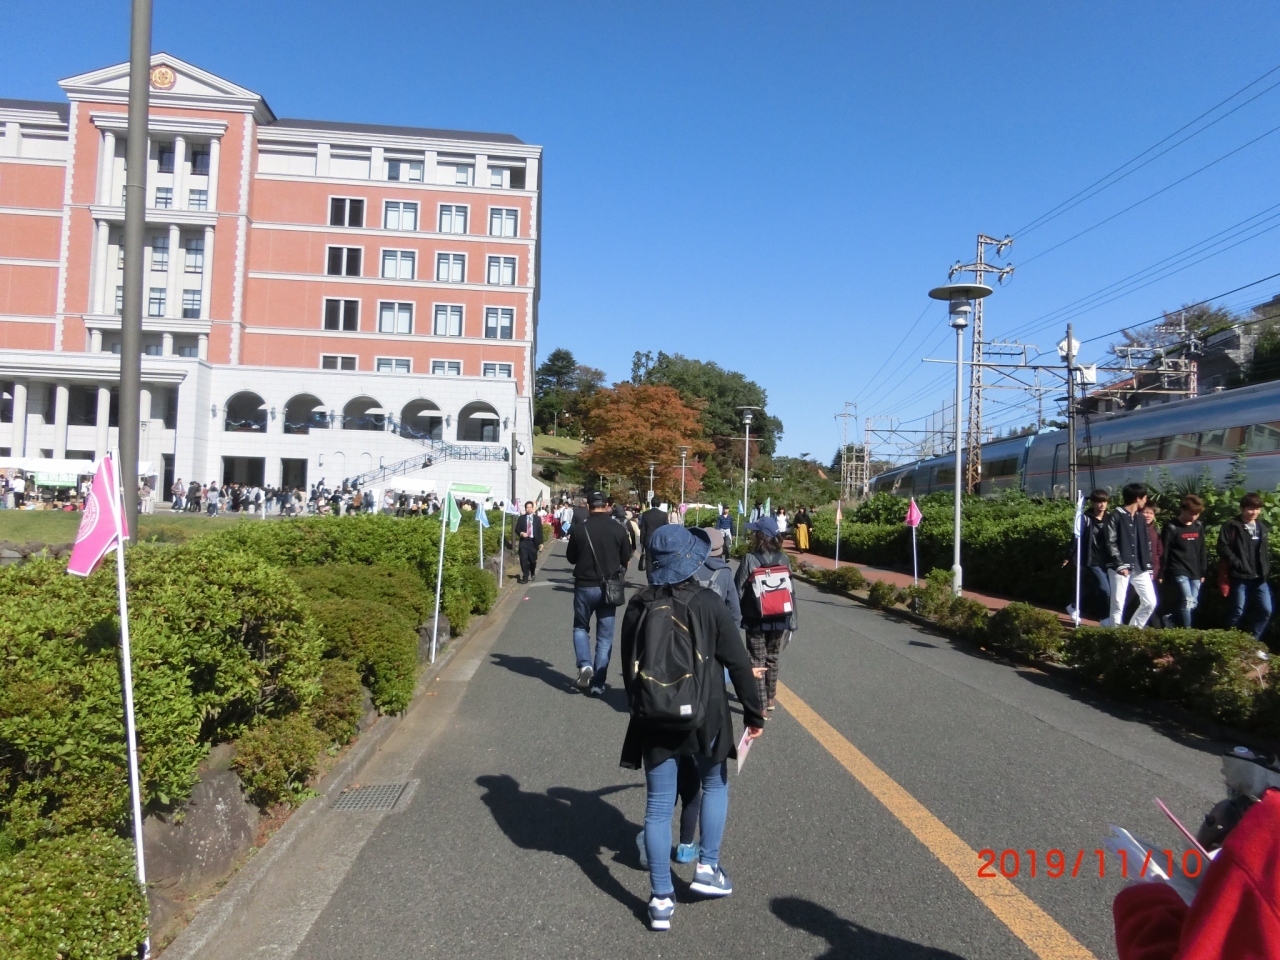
[534,348,604,436]
[752,456,841,508]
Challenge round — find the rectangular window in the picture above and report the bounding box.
[184,237,204,273]
[177,343,199,358]
[381,250,416,280]
[117,244,124,269]
[431,360,462,376]
[455,165,473,186]
[154,187,173,209]
[323,298,360,331]
[378,302,413,334]
[436,253,465,283]
[147,288,166,318]
[482,362,513,378]
[484,307,514,339]
[486,255,517,285]
[1166,433,1200,460]
[1248,421,1280,453]
[433,304,463,337]
[1199,426,1248,458]
[114,286,123,316]
[144,343,163,356]
[321,355,357,371]
[151,235,169,271]
[326,246,362,277]
[489,207,518,237]
[1127,436,1167,463]
[510,167,526,189]
[329,197,365,227]
[383,201,418,231]
[439,204,468,234]
[181,289,201,319]
[386,159,423,182]
[188,188,208,210]
[376,357,412,373]
[490,167,506,188]
[190,147,210,176]
[157,144,175,173]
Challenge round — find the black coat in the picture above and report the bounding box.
[619,581,765,770]
[515,513,543,546]
[1219,517,1271,581]
[639,508,669,552]
[565,513,633,585]
[1105,507,1152,573]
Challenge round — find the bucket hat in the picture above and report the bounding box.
[746,515,780,539]
[647,524,710,586]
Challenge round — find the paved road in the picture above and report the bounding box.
[184,540,1230,960]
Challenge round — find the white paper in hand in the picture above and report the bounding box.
[735,727,753,774]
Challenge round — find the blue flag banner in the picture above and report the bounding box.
[478,508,490,528]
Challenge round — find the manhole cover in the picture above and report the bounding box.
[331,783,407,811]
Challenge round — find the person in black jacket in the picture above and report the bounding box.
[1103,482,1157,628]
[565,490,633,695]
[1066,489,1111,621]
[619,524,764,931]
[514,501,542,583]
[1219,493,1273,640]
[1160,494,1208,628]
[638,503,669,569]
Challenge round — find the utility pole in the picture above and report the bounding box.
[737,406,760,523]
[948,235,1014,493]
[678,445,688,507]
[1061,324,1079,500]
[835,402,857,502]
[646,461,656,506]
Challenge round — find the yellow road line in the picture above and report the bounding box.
[775,682,1097,960]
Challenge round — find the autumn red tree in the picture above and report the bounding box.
[580,383,711,503]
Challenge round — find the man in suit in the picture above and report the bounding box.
[639,502,670,566]
[515,500,543,583]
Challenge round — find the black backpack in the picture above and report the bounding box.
[625,584,714,731]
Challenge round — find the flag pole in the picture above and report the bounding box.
[478,503,484,571]
[111,450,149,955]
[1073,490,1083,627]
[430,487,450,663]
[834,501,842,569]
[498,509,506,585]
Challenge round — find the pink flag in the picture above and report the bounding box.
[905,498,923,528]
[67,454,128,577]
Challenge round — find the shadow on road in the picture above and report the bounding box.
[489,653,577,694]
[771,897,966,959]
[476,774,647,919]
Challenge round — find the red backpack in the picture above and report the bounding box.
[747,564,794,619]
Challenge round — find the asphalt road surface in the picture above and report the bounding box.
[236,541,1229,960]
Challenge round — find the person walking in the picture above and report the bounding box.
[1066,490,1112,622]
[619,524,764,931]
[565,490,633,695]
[1219,493,1273,640]
[792,506,811,552]
[1102,483,1157,628]
[715,505,735,545]
[515,501,543,583]
[206,483,221,517]
[734,515,797,715]
[639,501,668,569]
[1159,494,1208,629]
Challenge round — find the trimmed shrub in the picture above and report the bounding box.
[461,565,498,615]
[0,830,148,960]
[232,713,328,808]
[312,659,364,746]
[867,580,902,609]
[988,602,1064,658]
[817,565,867,593]
[938,596,991,643]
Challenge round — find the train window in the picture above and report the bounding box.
[1076,445,1098,467]
[1166,433,1200,460]
[897,474,914,494]
[935,465,955,485]
[1127,436,1167,463]
[1053,443,1067,484]
[987,458,1019,477]
[1199,426,1248,457]
[1098,443,1129,466]
[1247,421,1280,453]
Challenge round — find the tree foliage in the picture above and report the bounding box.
[533,348,604,436]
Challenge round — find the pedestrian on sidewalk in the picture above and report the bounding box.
[1159,494,1207,628]
[1066,490,1112,622]
[735,515,798,714]
[793,507,811,552]
[1219,493,1273,640]
[1102,483,1157,628]
[620,524,764,931]
[515,500,543,583]
[639,501,668,570]
[715,505,734,545]
[566,490,633,695]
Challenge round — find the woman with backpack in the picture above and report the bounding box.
[734,515,798,715]
[620,524,764,931]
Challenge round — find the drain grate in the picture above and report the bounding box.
[330,783,407,812]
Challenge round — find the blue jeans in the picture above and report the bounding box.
[1171,575,1202,629]
[572,585,616,685]
[1227,579,1273,640]
[643,752,728,896]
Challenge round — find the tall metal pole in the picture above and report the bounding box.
[119,0,153,538]
[647,461,655,506]
[742,412,752,519]
[1066,323,1078,501]
[952,311,965,596]
[679,446,687,506]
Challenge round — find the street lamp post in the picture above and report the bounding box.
[1057,325,1081,501]
[738,407,760,528]
[647,461,656,507]
[928,283,993,597]
[678,445,688,509]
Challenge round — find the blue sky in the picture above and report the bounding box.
[5,1,1280,461]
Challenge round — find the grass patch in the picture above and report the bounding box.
[0,510,258,545]
[533,434,584,458]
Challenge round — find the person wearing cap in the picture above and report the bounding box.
[565,490,633,695]
[620,524,765,931]
[734,514,798,715]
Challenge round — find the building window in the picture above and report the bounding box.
[381,250,416,280]
[184,237,204,273]
[490,167,506,188]
[376,357,412,373]
[117,244,125,269]
[378,302,413,334]
[484,307,514,339]
[114,286,123,315]
[489,208,518,237]
[431,360,462,376]
[454,165,473,186]
[177,343,199,358]
[191,147,210,176]
[151,235,169,271]
[323,298,360,331]
[144,343,163,356]
[157,143,175,173]
[154,187,173,209]
[322,355,357,371]
[486,256,516,286]
[436,253,465,283]
[439,204,468,234]
[482,362,513,378]
[433,304,463,337]
[147,288,166,318]
[329,197,365,227]
[188,188,208,210]
[182,289,201,319]
[509,167,526,189]
[326,246,362,277]
[383,201,418,231]
[386,159,423,182]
